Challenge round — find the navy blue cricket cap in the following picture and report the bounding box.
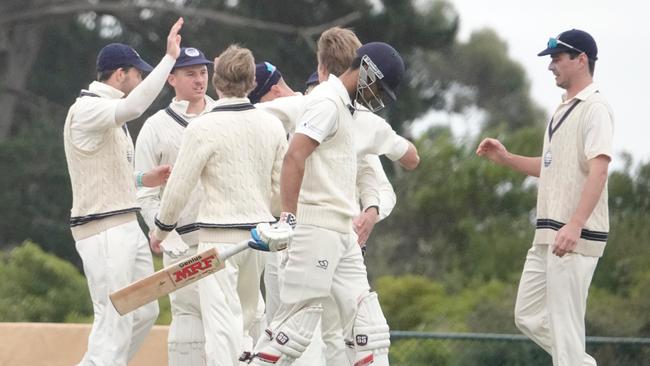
[305,71,319,87]
[173,47,213,71]
[357,42,405,102]
[537,29,598,61]
[96,43,153,73]
[248,62,282,104]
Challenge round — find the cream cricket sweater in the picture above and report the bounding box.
[64,56,175,240]
[152,97,287,244]
[296,78,358,233]
[533,84,614,257]
[135,96,217,245]
[64,85,139,240]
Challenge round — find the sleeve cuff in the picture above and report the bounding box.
[385,137,410,161]
[585,150,612,161]
[154,216,176,241]
[360,196,380,212]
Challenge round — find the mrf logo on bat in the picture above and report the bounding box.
[173,252,222,283]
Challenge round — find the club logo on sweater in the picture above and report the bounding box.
[543,149,552,167]
[316,259,329,270]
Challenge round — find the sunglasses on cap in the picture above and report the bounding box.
[258,62,278,91]
[547,37,585,55]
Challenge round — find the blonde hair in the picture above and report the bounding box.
[317,27,362,77]
[212,45,256,98]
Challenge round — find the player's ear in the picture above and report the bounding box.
[270,84,281,96]
[114,67,126,82]
[167,73,176,87]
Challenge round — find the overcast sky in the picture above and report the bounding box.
[438,0,649,167]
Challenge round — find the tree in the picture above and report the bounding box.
[0,0,461,264]
[0,101,75,261]
[0,241,92,322]
[408,28,546,133]
[366,126,540,283]
[0,0,366,142]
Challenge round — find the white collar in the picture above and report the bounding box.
[87,81,124,99]
[169,95,216,118]
[561,83,599,104]
[214,96,252,106]
[325,74,353,107]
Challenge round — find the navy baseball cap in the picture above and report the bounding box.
[537,29,598,61]
[173,47,213,71]
[248,62,282,104]
[96,43,153,73]
[305,71,319,88]
[357,42,405,102]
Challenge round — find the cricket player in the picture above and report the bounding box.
[310,31,418,366]
[148,45,287,366]
[249,28,418,366]
[248,62,297,104]
[247,62,328,366]
[135,46,215,365]
[244,41,406,366]
[246,61,298,320]
[476,29,613,366]
[63,18,183,366]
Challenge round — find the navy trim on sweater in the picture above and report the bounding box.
[209,103,255,112]
[164,106,189,128]
[155,216,177,232]
[536,218,608,242]
[70,207,140,227]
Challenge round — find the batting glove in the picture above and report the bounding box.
[279,211,297,229]
[160,231,190,259]
[250,222,293,252]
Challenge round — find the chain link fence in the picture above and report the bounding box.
[389,331,650,365]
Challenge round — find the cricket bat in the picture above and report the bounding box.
[110,239,252,315]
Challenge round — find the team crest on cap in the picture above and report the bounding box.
[184,48,200,57]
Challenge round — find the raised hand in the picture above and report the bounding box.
[166,17,184,59]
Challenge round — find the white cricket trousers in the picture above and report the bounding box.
[264,251,328,366]
[257,224,384,365]
[514,244,599,366]
[163,240,206,366]
[198,240,266,366]
[74,219,159,366]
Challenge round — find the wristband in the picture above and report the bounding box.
[136,171,145,188]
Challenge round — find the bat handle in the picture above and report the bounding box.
[218,239,254,260]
